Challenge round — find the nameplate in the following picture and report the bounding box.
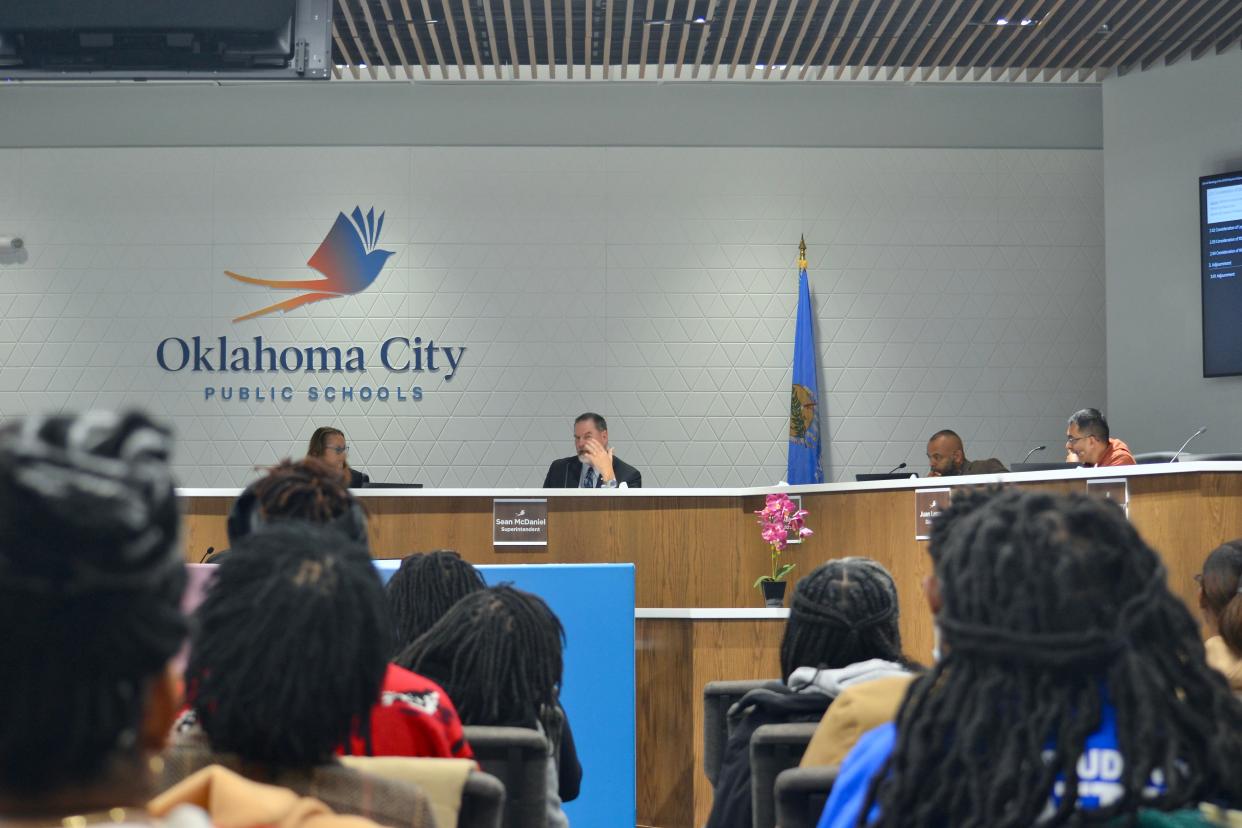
[493,498,549,547]
[1086,478,1129,516]
[914,487,952,541]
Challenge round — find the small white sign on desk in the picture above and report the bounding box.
[493,498,549,547]
[1085,478,1129,516]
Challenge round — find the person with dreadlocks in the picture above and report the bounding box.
[397,585,583,828]
[1198,540,1242,694]
[386,549,486,655]
[0,411,385,828]
[704,558,913,828]
[164,522,436,825]
[818,489,1242,828]
[225,459,473,761]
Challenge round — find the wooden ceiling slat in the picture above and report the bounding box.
[690,0,720,78]
[374,0,415,80]
[709,0,740,79]
[337,0,378,78]
[780,0,823,79]
[1014,0,1091,71]
[565,0,576,77]
[1076,0,1176,70]
[1137,0,1215,69]
[1030,0,1116,73]
[751,0,788,79]
[621,0,636,78]
[638,0,655,79]
[656,0,676,79]
[1110,0,1189,75]
[501,0,522,77]
[460,0,490,78]
[970,0,1026,80]
[997,0,1072,71]
[1029,0,1111,78]
[834,0,882,78]
[420,0,451,78]
[921,0,984,79]
[439,0,469,78]
[814,0,860,79]
[988,0,1058,68]
[395,0,434,78]
[1143,0,1218,69]
[521,0,538,78]
[543,0,557,79]
[673,0,695,78]
[881,0,940,80]
[947,0,1007,78]
[859,0,909,78]
[1192,4,1242,59]
[352,0,397,78]
[1158,2,1234,66]
[727,0,762,79]
[861,0,915,79]
[1211,11,1242,56]
[603,0,615,77]
[331,21,362,78]
[904,0,963,80]
[582,0,593,77]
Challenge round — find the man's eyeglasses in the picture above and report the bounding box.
[327,445,349,454]
[1065,435,1089,446]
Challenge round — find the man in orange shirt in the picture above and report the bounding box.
[1065,407,1135,467]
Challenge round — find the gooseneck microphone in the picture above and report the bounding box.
[887,462,907,474]
[1171,426,1207,463]
[1021,445,1047,464]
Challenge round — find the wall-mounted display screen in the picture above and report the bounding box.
[1200,170,1242,377]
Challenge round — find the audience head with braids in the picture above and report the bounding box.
[1199,539,1242,658]
[861,489,1242,827]
[386,550,486,654]
[0,412,186,806]
[187,521,389,767]
[227,457,368,548]
[396,585,565,730]
[780,557,905,681]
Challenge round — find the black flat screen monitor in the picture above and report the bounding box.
[364,482,424,489]
[1201,170,1242,377]
[855,472,919,482]
[1010,462,1078,472]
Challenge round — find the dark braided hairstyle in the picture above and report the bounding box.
[780,557,904,681]
[395,585,565,729]
[0,412,186,796]
[386,550,486,655]
[250,457,360,524]
[187,522,390,767]
[1200,540,1242,656]
[861,489,1242,828]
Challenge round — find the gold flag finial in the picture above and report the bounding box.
[798,235,808,270]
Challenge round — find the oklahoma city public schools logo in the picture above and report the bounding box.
[225,207,393,322]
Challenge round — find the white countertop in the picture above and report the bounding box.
[176,460,1242,498]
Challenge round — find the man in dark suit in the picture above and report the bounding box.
[926,429,1008,477]
[543,412,642,488]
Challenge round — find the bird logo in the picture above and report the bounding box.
[225,207,394,323]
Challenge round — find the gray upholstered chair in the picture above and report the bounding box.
[459,770,506,828]
[774,765,838,828]
[750,722,818,828]
[461,726,550,828]
[703,679,783,788]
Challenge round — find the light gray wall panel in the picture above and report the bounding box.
[1103,48,1242,456]
[0,82,1102,149]
[0,145,1103,487]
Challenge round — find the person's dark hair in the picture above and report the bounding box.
[228,458,368,546]
[386,550,486,654]
[0,412,185,795]
[1201,539,1242,655]
[862,490,1242,827]
[396,585,564,728]
[306,426,344,459]
[574,412,607,432]
[1068,407,1110,441]
[187,522,389,767]
[780,557,903,681]
[927,429,961,444]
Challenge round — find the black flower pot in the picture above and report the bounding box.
[760,580,788,608]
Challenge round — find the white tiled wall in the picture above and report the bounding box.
[0,146,1104,487]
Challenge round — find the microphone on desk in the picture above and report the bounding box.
[887,462,907,474]
[1171,426,1207,463]
[1021,445,1047,464]
[199,546,215,564]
